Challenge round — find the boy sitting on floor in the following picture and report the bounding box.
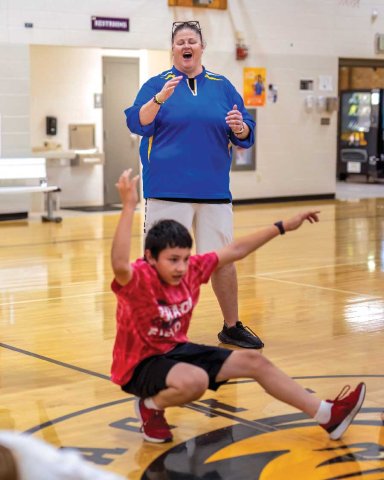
[110,169,365,443]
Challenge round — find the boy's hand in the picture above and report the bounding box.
[283,210,320,232]
[115,169,139,208]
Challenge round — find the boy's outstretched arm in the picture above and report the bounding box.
[216,210,320,268]
[111,169,139,286]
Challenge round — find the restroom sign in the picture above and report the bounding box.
[91,16,129,32]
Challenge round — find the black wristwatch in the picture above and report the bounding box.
[274,221,285,235]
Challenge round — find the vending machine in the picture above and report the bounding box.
[338,89,384,181]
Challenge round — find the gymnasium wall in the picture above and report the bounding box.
[0,0,381,202]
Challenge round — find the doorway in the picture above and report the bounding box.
[338,58,384,183]
[102,56,140,205]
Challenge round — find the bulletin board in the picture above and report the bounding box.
[168,0,227,9]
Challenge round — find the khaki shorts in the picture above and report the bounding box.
[144,199,233,253]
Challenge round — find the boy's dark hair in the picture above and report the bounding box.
[145,219,193,260]
[0,445,19,480]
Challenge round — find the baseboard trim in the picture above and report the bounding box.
[232,193,335,205]
[0,211,28,221]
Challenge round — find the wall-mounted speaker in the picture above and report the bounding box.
[46,116,57,136]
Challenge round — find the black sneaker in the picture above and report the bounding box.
[218,321,264,349]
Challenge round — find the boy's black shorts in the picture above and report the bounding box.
[121,342,233,399]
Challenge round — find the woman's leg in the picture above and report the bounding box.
[194,204,263,348]
[144,199,194,235]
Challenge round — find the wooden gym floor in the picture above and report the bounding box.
[0,196,383,479]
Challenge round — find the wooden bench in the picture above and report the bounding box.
[0,158,62,222]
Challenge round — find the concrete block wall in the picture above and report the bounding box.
[0,0,383,203]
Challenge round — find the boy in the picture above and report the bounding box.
[110,169,366,444]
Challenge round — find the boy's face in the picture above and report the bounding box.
[146,247,191,285]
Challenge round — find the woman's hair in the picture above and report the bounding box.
[0,445,19,480]
[171,20,203,44]
[145,219,193,260]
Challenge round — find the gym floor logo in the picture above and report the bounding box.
[142,408,384,480]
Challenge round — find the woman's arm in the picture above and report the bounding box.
[225,81,255,147]
[139,75,183,126]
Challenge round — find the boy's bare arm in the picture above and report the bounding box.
[111,169,139,286]
[216,210,320,268]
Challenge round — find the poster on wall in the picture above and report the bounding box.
[243,67,266,107]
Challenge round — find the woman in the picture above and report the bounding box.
[124,20,263,349]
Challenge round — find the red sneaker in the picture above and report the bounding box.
[320,382,366,440]
[135,398,173,443]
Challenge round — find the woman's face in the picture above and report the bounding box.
[172,28,204,76]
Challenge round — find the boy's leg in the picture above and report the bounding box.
[134,362,210,444]
[216,350,321,416]
[216,350,366,440]
[152,363,210,409]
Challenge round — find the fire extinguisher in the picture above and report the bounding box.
[236,43,248,60]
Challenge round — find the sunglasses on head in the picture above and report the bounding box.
[172,21,201,35]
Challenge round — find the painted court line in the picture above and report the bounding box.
[1,261,380,307]
[250,260,369,277]
[0,290,110,307]
[252,275,381,299]
[0,342,110,380]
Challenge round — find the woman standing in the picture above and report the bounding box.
[124,21,263,349]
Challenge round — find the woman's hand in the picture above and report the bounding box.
[139,76,183,125]
[156,75,183,103]
[226,104,245,134]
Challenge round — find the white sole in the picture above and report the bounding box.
[329,383,366,440]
